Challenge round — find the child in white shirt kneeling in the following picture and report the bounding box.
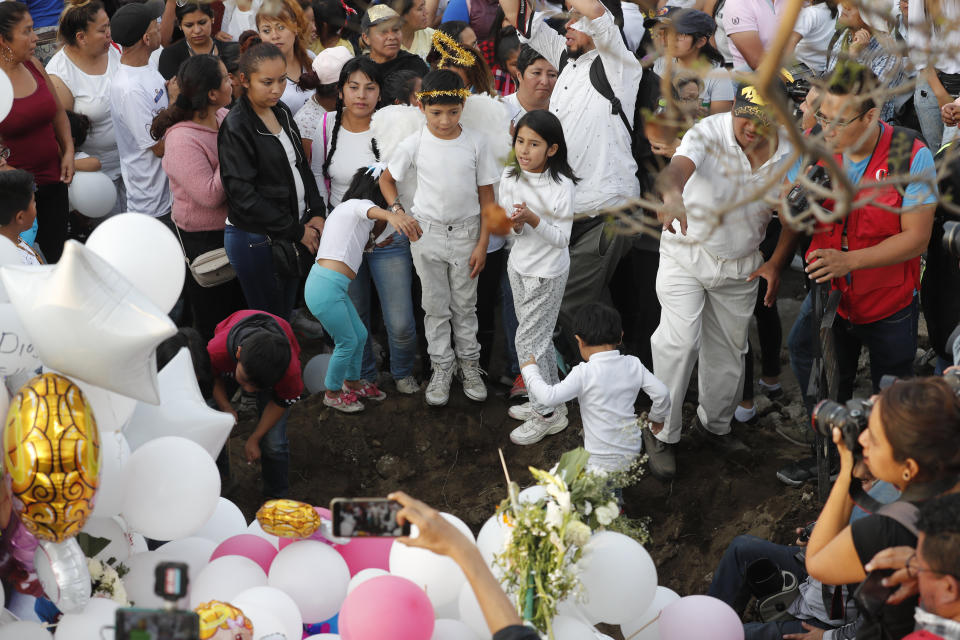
[521,303,671,473]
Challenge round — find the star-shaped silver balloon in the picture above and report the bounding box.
[0,240,177,404]
[125,348,235,458]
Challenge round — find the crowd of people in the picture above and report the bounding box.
[2,0,960,636]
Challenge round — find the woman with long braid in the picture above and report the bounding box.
[311,55,421,397]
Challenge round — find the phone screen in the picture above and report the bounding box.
[331,498,410,537]
[853,569,895,619]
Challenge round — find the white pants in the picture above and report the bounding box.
[651,239,762,444]
[410,217,481,367]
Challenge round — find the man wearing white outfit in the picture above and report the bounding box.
[644,84,796,479]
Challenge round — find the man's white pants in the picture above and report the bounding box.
[651,239,762,444]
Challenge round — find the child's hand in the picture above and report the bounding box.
[512,220,524,234]
[469,243,486,278]
[511,202,539,228]
[389,211,422,242]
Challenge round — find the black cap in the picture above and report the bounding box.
[643,5,681,29]
[732,81,788,124]
[110,0,164,47]
[670,9,717,36]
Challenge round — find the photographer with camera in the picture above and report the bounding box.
[864,493,960,640]
[804,377,960,640]
[779,62,937,487]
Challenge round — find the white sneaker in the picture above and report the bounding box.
[425,363,455,406]
[395,376,420,395]
[457,359,488,402]
[510,410,569,445]
[509,402,566,421]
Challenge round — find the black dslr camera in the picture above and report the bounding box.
[944,220,960,258]
[787,164,832,219]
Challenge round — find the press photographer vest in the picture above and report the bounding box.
[805,122,925,325]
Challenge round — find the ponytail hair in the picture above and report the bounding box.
[239,41,285,84]
[238,29,263,53]
[151,54,226,140]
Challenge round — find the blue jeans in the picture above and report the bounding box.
[348,233,417,381]
[224,226,299,320]
[742,619,830,640]
[707,534,806,615]
[788,291,919,411]
[306,266,367,390]
[256,391,289,499]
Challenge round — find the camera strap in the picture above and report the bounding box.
[848,475,960,533]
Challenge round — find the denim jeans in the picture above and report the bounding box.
[306,266,367,390]
[256,391,289,499]
[788,291,918,411]
[348,233,417,382]
[707,534,806,615]
[224,226,299,320]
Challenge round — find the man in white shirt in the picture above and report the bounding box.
[498,0,642,360]
[644,84,796,479]
[109,0,173,220]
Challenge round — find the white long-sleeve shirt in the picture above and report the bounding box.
[520,10,641,214]
[500,167,575,278]
[522,350,671,472]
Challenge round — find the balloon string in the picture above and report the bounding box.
[624,611,661,640]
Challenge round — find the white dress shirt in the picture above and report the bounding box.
[522,350,671,472]
[521,10,642,214]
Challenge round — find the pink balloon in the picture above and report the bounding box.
[659,595,745,640]
[209,534,278,574]
[339,575,433,640]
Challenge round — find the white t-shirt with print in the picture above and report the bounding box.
[109,63,171,217]
[387,124,501,225]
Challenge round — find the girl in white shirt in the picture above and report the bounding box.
[499,110,578,445]
[304,168,422,413]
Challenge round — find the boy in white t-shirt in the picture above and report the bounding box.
[380,70,501,407]
[521,303,671,473]
[0,170,44,266]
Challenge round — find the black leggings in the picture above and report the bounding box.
[743,219,784,401]
[35,181,69,263]
[477,246,506,372]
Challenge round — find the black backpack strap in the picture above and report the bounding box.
[588,56,634,136]
[558,50,569,73]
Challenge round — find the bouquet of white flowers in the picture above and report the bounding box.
[77,532,131,605]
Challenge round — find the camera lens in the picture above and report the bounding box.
[811,400,847,438]
[944,220,960,258]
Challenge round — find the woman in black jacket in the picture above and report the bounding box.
[219,42,325,320]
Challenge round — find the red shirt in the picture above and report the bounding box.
[207,310,304,406]
[0,60,61,185]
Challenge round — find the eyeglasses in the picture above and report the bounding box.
[906,552,954,579]
[815,108,870,128]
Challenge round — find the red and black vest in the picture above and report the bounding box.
[806,122,926,325]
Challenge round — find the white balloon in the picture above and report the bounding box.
[433,596,460,620]
[268,540,350,623]
[0,241,177,404]
[621,586,680,640]
[0,302,42,380]
[68,171,117,219]
[0,381,8,428]
[475,515,507,570]
[154,537,217,587]
[390,513,475,610]
[431,619,481,640]
[121,437,220,541]
[86,213,185,313]
[346,568,388,594]
[125,349,234,458]
[54,598,119,640]
[247,519,281,550]
[0,236,23,304]
[551,615,596,640]
[188,555,267,609]
[34,539,91,614]
[91,432,131,518]
[577,531,658,625]
[518,485,547,503]
[71,380,137,434]
[457,582,488,639]
[80,517,130,564]
[0,621,52,640]
[193,498,247,544]
[0,68,12,123]
[234,603,283,640]
[232,586,303,640]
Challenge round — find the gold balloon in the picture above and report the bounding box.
[4,373,100,543]
[196,600,254,640]
[256,499,322,538]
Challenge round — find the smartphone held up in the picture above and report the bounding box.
[331,498,411,538]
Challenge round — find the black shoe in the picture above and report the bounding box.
[642,428,676,479]
[690,416,749,452]
[776,455,839,487]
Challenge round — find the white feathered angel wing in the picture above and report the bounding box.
[462,93,514,165]
[371,104,425,164]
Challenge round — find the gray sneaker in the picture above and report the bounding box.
[642,428,676,479]
[510,410,569,445]
[457,359,488,402]
[395,376,420,395]
[425,363,455,406]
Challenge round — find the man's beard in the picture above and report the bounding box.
[565,44,583,59]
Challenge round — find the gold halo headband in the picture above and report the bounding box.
[431,29,476,68]
[416,88,472,101]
